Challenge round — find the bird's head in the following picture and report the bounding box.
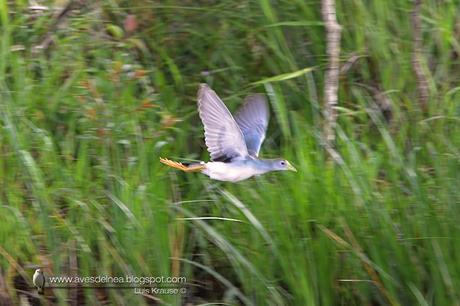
[35,269,43,274]
[269,159,297,172]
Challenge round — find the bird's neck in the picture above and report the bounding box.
[252,158,274,172]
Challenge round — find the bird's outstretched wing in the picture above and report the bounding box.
[234,94,269,157]
[197,84,249,161]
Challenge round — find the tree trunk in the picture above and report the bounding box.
[411,0,429,111]
[322,0,341,146]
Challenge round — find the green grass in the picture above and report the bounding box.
[1,0,460,305]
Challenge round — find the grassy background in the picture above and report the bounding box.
[1,0,460,305]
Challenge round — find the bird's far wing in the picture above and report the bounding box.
[234,94,269,157]
[197,84,249,161]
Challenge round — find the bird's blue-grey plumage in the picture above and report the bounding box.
[159,84,296,182]
[198,84,248,161]
[234,94,269,157]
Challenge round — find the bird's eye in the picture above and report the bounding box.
[280,161,285,165]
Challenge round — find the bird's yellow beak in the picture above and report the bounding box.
[286,161,297,172]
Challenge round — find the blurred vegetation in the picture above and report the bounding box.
[0,0,460,305]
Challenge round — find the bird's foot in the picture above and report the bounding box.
[159,158,205,172]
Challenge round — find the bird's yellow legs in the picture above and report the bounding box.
[159,158,206,172]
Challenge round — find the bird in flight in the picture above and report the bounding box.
[160,84,296,182]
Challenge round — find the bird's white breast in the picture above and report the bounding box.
[202,162,264,182]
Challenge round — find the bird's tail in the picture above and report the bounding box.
[159,158,205,172]
[37,287,44,295]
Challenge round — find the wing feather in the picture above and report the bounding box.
[234,94,269,157]
[197,84,249,161]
